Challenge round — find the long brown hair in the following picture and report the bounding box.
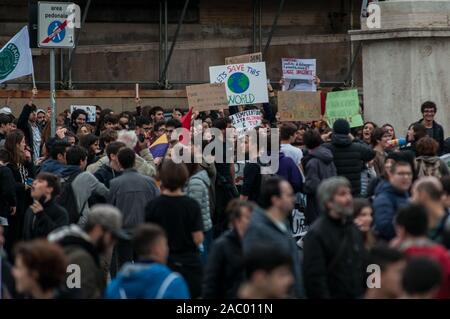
[4,129,25,165]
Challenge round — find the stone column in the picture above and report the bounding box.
[350,0,450,137]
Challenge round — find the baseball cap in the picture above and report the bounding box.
[0,107,12,115]
[87,204,130,240]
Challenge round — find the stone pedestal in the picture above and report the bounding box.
[350,0,450,136]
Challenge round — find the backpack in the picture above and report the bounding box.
[416,158,442,179]
[56,172,86,224]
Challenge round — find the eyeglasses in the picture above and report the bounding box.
[395,172,413,177]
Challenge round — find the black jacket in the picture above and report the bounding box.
[303,214,367,299]
[94,164,122,188]
[23,199,69,240]
[415,119,444,155]
[17,104,36,158]
[324,134,375,195]
[0,165,17,219]
[302,146,337,224]
[202,229,245,299]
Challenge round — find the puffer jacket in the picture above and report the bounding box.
[185,169,212,232]
[302,146,337,224]
[324,134,375,195]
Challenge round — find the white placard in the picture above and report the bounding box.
[229,109,263,137]
[282,58,316,92]
[209,62,269,106]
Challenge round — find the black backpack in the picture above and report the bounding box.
[56,172,85,224]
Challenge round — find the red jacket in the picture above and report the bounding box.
[404,243,450,299]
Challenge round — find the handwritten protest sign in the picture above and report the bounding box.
[325,89,363,128]
[186,83,228,112]
[277,91,321,122]
[230,109,263,137]
[209,62,268,106]
[282,58,316,92]
[225,52,262,65]
[70,105,96,123]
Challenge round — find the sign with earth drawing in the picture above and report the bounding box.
[209,62,269,106]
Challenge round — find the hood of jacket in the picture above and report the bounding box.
[60,165,81,178]
[190,169,211,187]
[309,145,334,164]
[416,155,440,165]
[331,133,352,147]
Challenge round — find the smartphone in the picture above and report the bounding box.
[138,133,145,143]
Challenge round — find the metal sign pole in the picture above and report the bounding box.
[50,48,56,136]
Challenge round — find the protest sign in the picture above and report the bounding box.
[325,89,363,128]
[225,52,262,65]
[70,105,96,123]
[277,91,321,122]
[186,83,228,112]
[282,58,316,92]
[229,109,263,137]
[209,62,268,106]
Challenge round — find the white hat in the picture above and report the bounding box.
[0,107,12,115]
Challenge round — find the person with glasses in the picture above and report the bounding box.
[413,101,444,155]
[373,161,413,241]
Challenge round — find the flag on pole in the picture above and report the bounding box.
[0,26,34,84]
[180,107,193,145]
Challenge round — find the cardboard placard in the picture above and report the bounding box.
[282,58,316,92]
[209,62,268,106]
[186,83,229,112]
[225,52,262,65]
[277,91,321,122]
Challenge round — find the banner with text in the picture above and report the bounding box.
[209,62,268,106]
[277,91,321,122]
[230,109,263,137]
[186,83,229,112]
[325,89,363,128]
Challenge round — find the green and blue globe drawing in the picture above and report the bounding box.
[227,72,250,94]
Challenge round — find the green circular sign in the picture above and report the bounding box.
[0,43,20,80]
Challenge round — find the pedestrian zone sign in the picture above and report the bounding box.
[38,2,77,48]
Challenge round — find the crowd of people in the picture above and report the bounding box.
[1,87,450,300]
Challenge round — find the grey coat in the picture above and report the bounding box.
[185,170,212,232]
[108,169,160,230]
[243,207,306,298]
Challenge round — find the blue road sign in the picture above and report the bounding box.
[47,20,66,43]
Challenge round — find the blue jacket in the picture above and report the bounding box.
[106,261,190,299]
[373,181,410,241]
[40,159,80,178]
[277,152,303,193]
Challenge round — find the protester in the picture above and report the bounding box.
[86,129,119,173]
[302,129,337,224]
[77,124,94,137]
[303,177,366,299]
[415,136,449,178]
[238,244,294,299]
[117,130,156,177]
[108,148,159,272]
[23,173,68,240]
[3,130,34,258]
[240,135,262,202]
[0,149,17,231]
[373,161,412,241]
[39,139,71,176]
[202,199,253,299]
[243,176,305,298]
[106,223,190,299]
[401,257,443,299]
[94,141,125,188]
[69,109,88,134]
[79,134,101,166]
[361,121,377,145]
[277,151,303,194]
[49,204,127,298]
[353,198,377,250]
[414,101,444,155]
[393,203,450,298]
[411,177,450,249]
[382,123,396,141]
[12,239,69,299]
[402,123,426,154]
[364,246,406,299]
[17,101,41,164]
[149,106,165,124]
[0,113,13,147]
[64,146,109,225]
[145,159,203,298]
[371,127,390,177]
[279,123,303,167]
[323,119,375,195]
[185,163,213,263]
